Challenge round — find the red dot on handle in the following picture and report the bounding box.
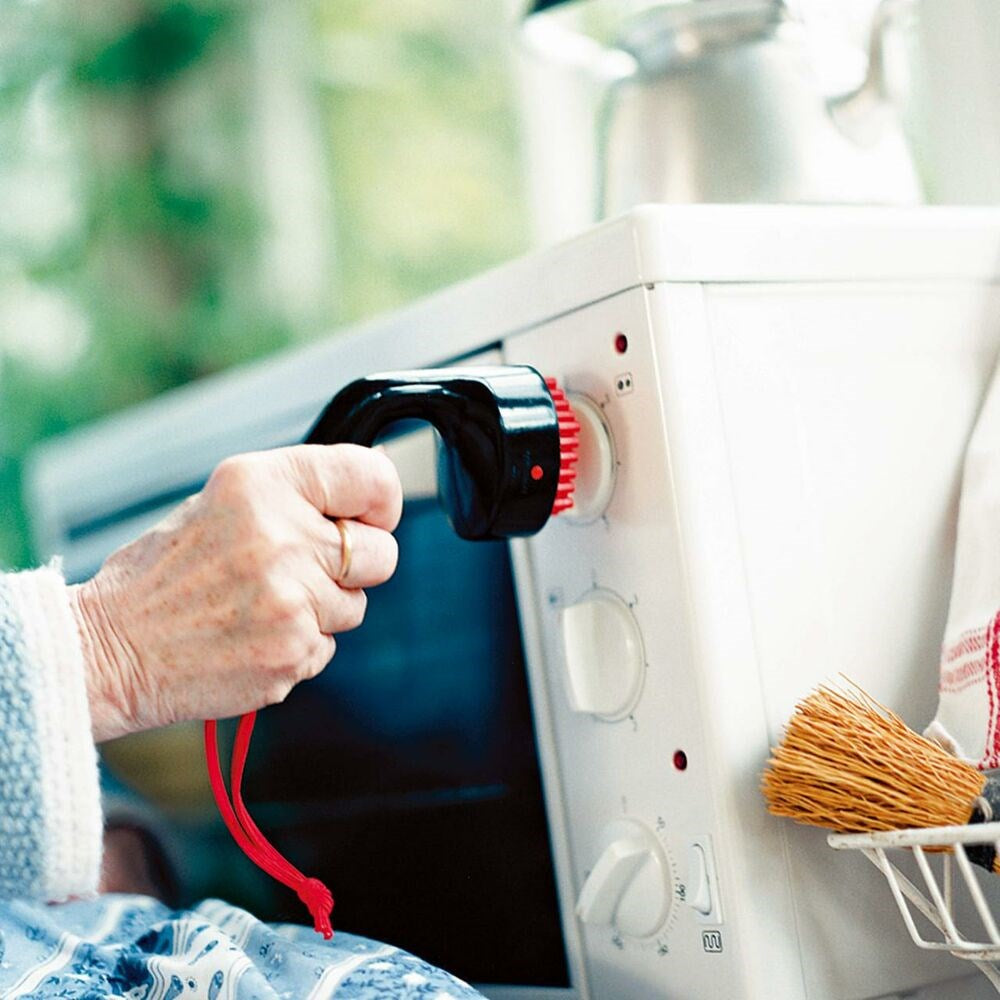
[615,332,629,354]
[673,750,688,771]
[530,464,544,481]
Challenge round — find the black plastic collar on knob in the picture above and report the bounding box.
[305,366,562,541]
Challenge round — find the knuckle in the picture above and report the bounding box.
[285,446,324,495]
[342,590,367,630]
[209,455,257,500]
[283,634,314,672]
[246,509,293,551]
[264,678,294,706]
[291,611,323,657]
[379,532,399,578]
[260,583,301,625]
[255,634,286,667]
[266,626,309,670]
[290,611,320,655]
[369,448,400,488]
[303,636,335,678]
[357,530,397,584]
[354,588,369,622]
[370,452,403,506]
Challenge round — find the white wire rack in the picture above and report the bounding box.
[829,822,1000,993]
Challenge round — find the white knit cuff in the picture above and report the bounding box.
[5,564,103,900]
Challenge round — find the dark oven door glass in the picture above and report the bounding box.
[244,491,569,987]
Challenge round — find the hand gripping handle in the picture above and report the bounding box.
[306,365,567,540]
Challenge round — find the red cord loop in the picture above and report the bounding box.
[204,713,335,939]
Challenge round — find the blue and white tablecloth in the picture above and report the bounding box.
[0,895,487,999]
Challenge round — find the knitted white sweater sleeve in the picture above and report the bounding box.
[0,566,102,900]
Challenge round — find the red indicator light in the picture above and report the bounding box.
[673,749,688,771]
[615,332,628,354]
[530,464,544,481]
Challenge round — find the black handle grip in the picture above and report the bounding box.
[305,365,561,540]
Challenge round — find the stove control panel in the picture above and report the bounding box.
[505,286,734,999]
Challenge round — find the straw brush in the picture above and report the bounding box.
[761,683,1000,873]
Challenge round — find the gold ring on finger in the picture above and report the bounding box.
[334,518,353,584]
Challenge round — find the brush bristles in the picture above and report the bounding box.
[762,684,986,834]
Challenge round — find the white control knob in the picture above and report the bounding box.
[576,819,672,939]
[559,590,644,719]
[563,394,615,523]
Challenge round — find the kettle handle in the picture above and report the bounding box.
[826,0,916,146]
[520,5,638,84]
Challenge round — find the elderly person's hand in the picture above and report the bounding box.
[68,444,401,742]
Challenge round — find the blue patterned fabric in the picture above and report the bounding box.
[0,578,45,898]
[0,895,487,998]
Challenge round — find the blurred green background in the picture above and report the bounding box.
[0,0,529,569]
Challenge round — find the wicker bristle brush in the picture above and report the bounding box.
[761,682,1000,873]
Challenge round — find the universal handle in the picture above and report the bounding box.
[305,365,565,540]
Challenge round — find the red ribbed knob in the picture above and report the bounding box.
[545,377,580,516]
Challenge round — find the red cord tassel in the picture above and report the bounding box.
[204,713,334,938]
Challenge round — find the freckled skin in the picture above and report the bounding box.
[68,444,402,743]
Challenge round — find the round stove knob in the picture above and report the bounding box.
[562,393,615,523]
[558,590,644,719]
[576,819,672,939]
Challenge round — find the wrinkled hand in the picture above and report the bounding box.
[70,445,402,742]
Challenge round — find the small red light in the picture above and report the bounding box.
[673,750,688,771]
[530,464,544,481]
[614,332,628,354]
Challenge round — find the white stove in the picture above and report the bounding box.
[29,206,1000,999]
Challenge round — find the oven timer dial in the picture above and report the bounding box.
[576,818,675,940]
[559,590,645,719]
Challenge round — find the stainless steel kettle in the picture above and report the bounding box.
[519,0,921,237]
